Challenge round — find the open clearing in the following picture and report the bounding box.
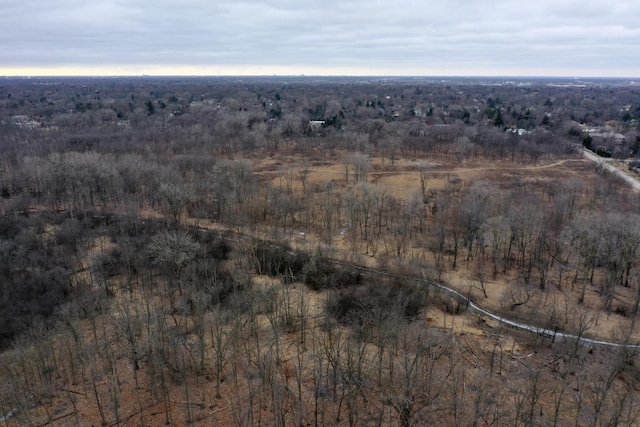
[243,147,640,345]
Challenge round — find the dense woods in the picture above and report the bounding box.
[2,76,640,425]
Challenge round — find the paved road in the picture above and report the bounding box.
[0,408,16,422]
[429,281,640,349]
[208,225,640,350]
[581,148,640,192]
[319,258,640,349]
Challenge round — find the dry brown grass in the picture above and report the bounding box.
[4,148,640,426]
[248,148,636,343]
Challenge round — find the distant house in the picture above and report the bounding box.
[506,127,530,136]
[307,120,325,133]
[580,124,625,142]
[11,115,40,129]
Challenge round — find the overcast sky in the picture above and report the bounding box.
[1,0,638,77]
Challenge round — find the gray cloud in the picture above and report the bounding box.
[1,0,638,76]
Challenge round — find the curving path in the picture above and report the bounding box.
[208,225,640,350]
[430,282,640,349]
[323,259,640,350]
[0,408,16,422]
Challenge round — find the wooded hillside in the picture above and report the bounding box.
[1,77,640,426]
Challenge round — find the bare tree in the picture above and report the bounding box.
[459,182,497,262]
[349,152,371,183]
[158,181,194,224]
[147,230,200,297]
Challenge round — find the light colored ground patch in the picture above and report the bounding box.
[213,150,638,344]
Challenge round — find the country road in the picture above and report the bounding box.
[581,148,640,192]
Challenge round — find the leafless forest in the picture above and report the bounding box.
[1,76,640,426]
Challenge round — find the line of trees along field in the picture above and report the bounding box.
[1,77,640,425]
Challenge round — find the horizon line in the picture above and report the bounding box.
[2,74,639,80]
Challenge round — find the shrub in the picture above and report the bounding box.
[254,243,309,281]
[302,258,362,290]
[326,278,426,326]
